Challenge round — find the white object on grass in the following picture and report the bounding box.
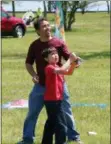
[88,131,97,135]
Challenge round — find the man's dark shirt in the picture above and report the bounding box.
[25,37,71,86]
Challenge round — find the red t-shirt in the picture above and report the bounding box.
[44,64,64,101]
[25,37,70,86]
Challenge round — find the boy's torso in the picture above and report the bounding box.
[44,64,64,101]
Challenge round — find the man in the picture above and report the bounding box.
[17,17,83,144]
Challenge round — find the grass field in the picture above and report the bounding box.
[2,12,110,144]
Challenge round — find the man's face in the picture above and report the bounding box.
[38,20,51,38]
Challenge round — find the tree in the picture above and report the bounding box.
[62,1,80,31]
[79,1,89,14]
[1,0,12,5]
[48,1,52,12]
[2,0,15,16]
[106,1,110,14]
[48,1,90,31]
[12,0,15,17]
[1,0,10,4]
[43,1,47,18]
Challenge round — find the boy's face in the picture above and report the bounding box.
[38,20,51,38]
[47,51,59,64]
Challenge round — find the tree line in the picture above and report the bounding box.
[1,0,110,31]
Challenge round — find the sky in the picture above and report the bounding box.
[2,1,109,12]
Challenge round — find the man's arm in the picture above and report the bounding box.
[60,40,81,66]
[26,63,39,83]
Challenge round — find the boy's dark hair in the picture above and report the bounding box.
[42,47,57,59]
[33,17,47,30]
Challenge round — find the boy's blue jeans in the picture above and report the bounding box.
[23,83,80,142]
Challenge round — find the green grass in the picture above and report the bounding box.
[2,12,110,144]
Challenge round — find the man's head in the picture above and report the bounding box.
[33,17,51,39]
[42,47,59,64]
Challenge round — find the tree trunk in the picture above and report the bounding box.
[67,12,75,30]
[62,2,67,31]
[43,1,47,18]
[67,2,78,31]
[56,1,80,31]
[81,8,85,14]
[48,1,51,12]
[12,0,15,17]
[63,11,67,30]
[106,1,110,14]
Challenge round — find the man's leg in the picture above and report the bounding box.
[62,82,80,141]
[18,84,45,143]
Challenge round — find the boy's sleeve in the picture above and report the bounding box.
[45,65,56,75]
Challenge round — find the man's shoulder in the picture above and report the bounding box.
[50,37,65,47]
[52,37,63,43]
[30,38,40,47]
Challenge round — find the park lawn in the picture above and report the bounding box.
[2,12,110,144]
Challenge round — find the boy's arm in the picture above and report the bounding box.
[64,62,75,75]
[54,61,76,75]
[60,52,77,70]
[54,56,81,75]
[54,57,72,74]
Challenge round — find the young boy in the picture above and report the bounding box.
[41,47,80,144]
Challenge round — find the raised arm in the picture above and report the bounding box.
[65,62,75,75]
[54,52,81,75]
[54,61,76,75]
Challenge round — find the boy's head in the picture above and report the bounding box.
[42,47,59,64]
[33,17,51,37]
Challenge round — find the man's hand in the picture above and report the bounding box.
[70,53,82,68]
[74,57,82,68]
[32,75,39,83]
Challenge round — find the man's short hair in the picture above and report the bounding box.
[33,17,47,30]
[42,47,57,59]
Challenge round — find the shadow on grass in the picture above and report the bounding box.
[1,36,14,39]
[26,29,35,34]
[2,51,110,60]
[2,53,26,59]
[78,51,110,60]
